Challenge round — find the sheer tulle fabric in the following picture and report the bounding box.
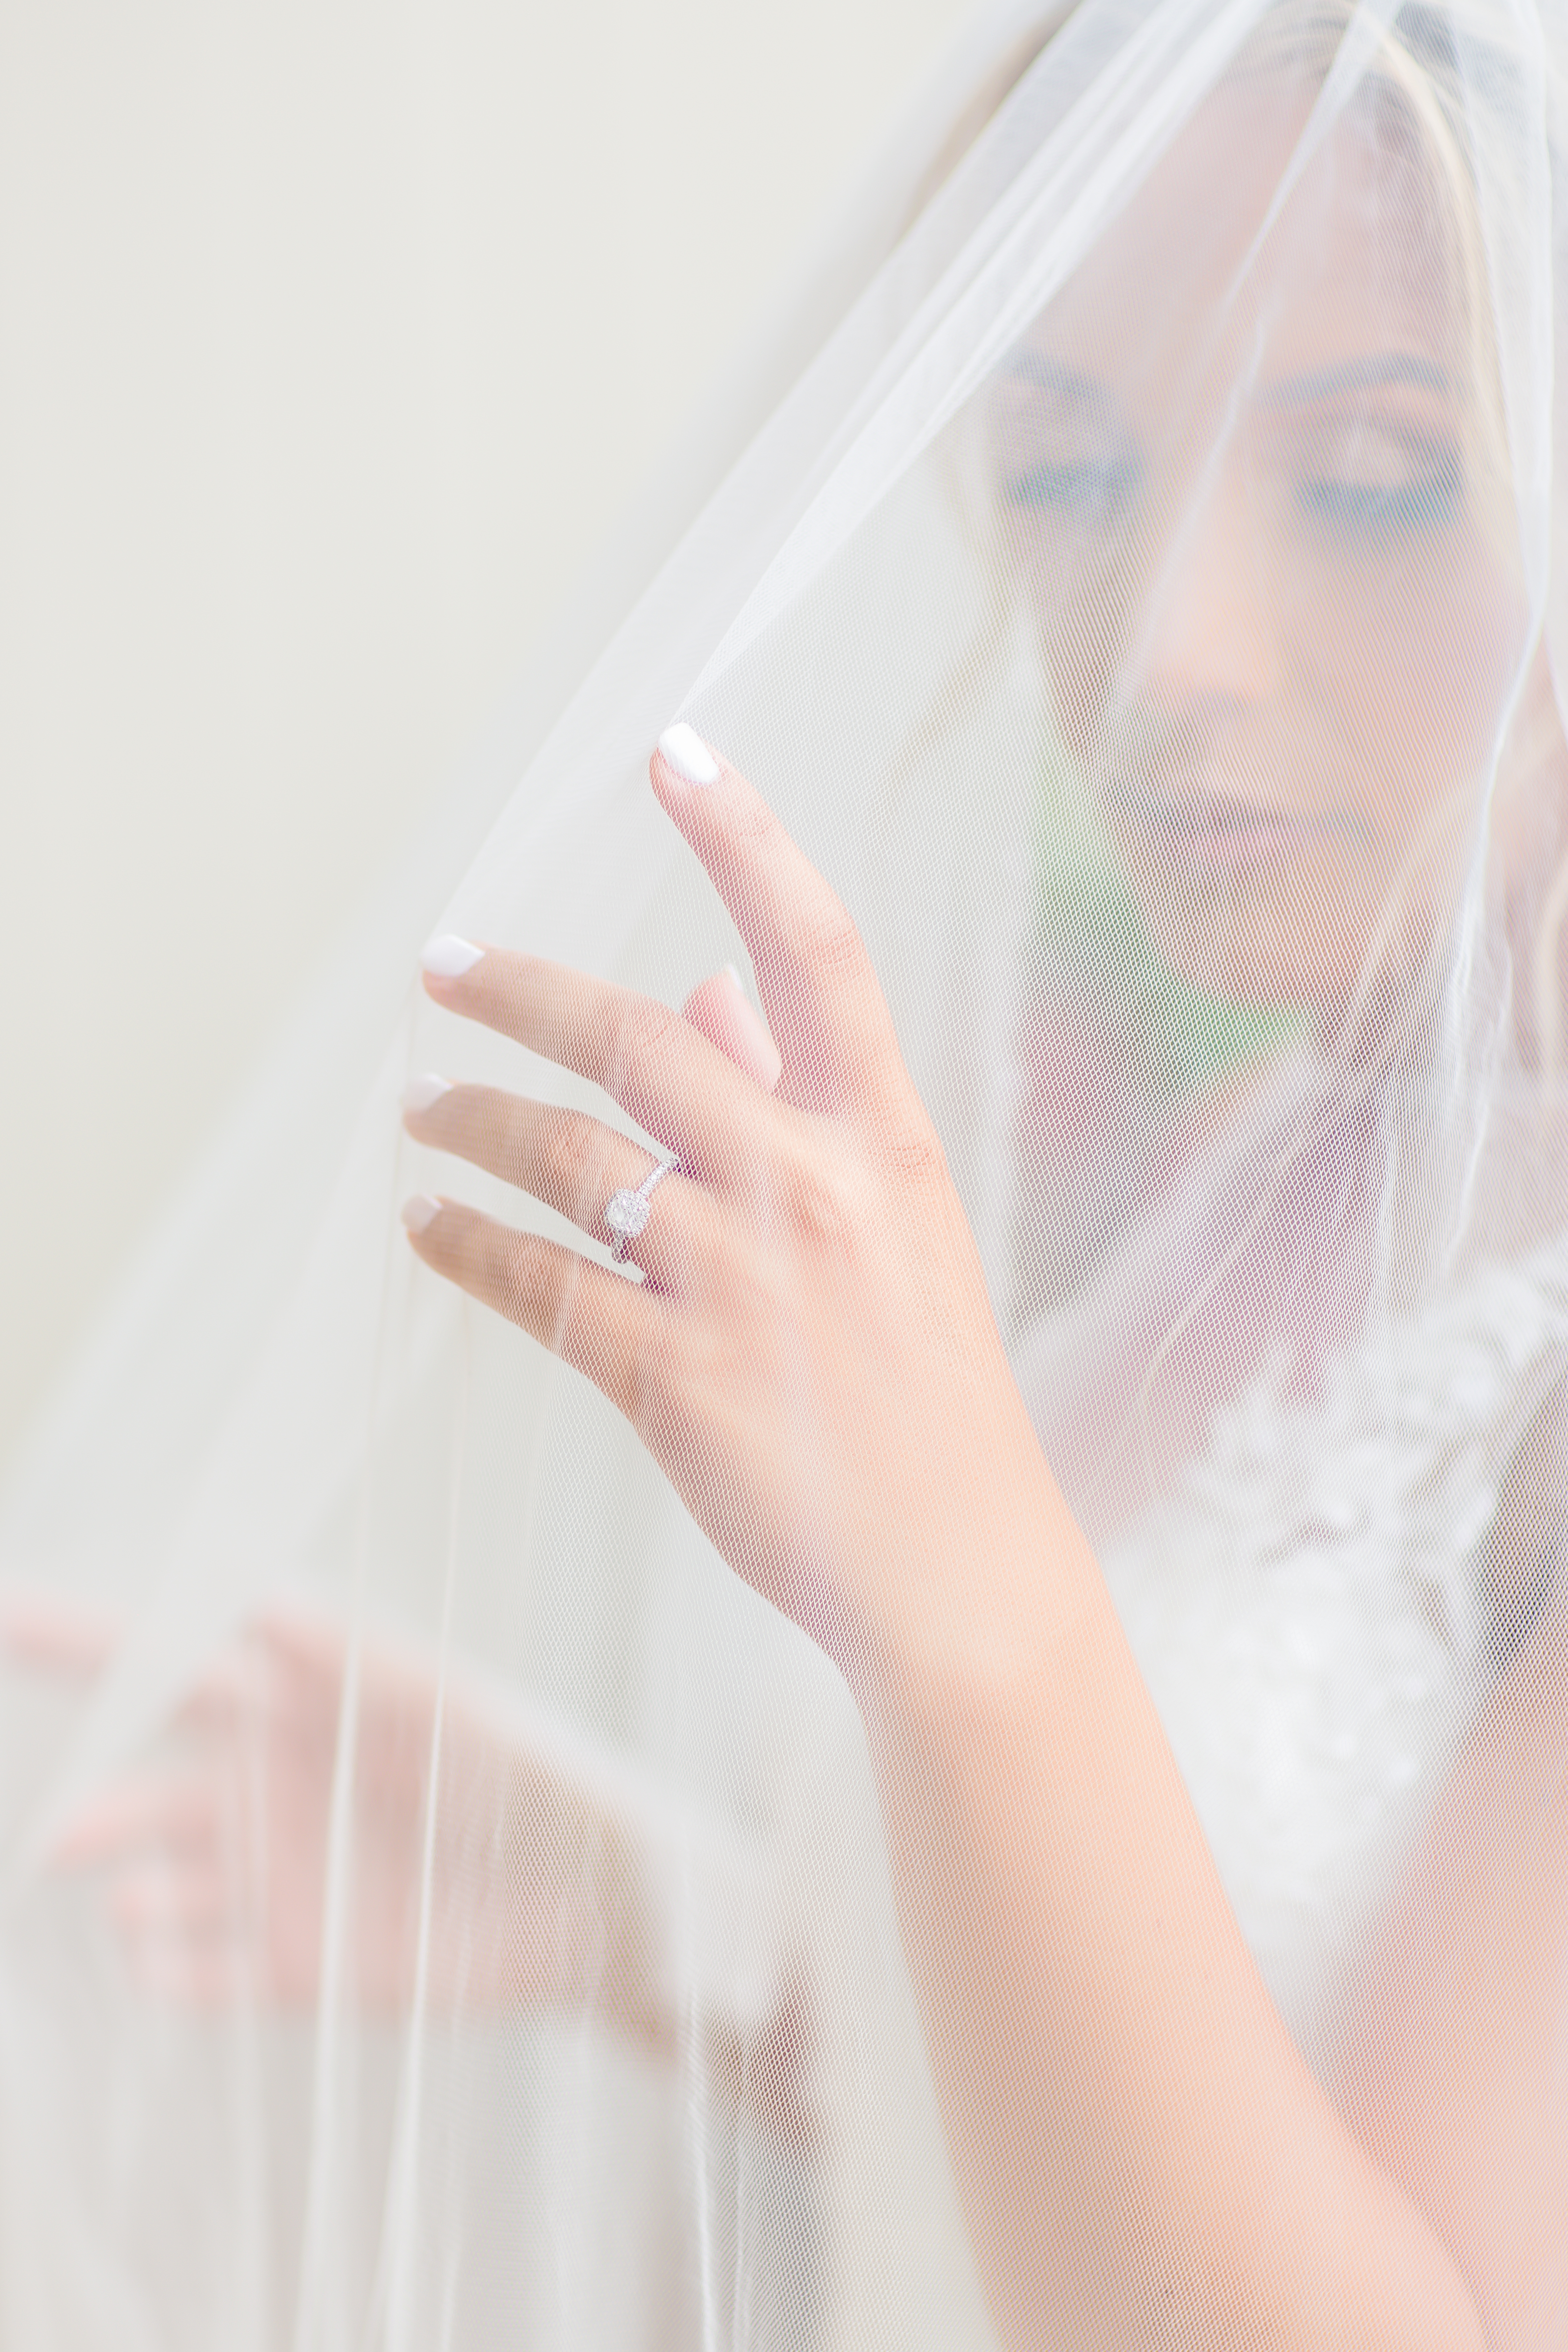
[4,0,1568,2342]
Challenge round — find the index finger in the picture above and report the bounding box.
[418,946,772,1183]
[651,728,904,1116]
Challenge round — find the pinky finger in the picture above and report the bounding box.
[401,1197,660,1416]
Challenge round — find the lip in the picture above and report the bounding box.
[1105,789,1344,874]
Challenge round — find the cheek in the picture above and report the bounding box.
[1024,523,1527,835]
[1021,549,1132,757]
[1291,541,1527,844]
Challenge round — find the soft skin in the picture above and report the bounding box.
[998,77,1532,1022]
[400,740,1485,2352]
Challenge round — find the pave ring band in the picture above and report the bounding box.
[604,1153,680,1264]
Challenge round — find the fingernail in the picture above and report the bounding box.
[401,1193,442,1234]
[421,935,484,979]
[657,724,720,787]
[723,962,746,995]
[403,1073,452,1114]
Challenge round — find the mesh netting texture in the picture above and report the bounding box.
[6,0,1568,2343]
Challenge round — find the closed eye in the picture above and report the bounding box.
[1286,415,1463,542]
[992,352,1141,531]
[1003,456,1142,523]
[1295,462,1461,537]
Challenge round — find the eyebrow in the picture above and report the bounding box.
[1001,353,1125,422]
[1258,353,1449,404]
[999,348,1451,436]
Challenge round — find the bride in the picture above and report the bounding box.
[7,0,1568,2344]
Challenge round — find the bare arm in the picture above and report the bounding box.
[1334,1376,1568,2352]
[402,737,1485,2352]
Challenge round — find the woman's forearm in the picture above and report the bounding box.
[847,1473,1485,2352]
[1333,1609,1568,2352]
[398,754,1485,2346]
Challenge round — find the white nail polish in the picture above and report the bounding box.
[403,1073,452,1114]
[421,935,484,979]
[401,1193,442,1234]
[657,723,720,787]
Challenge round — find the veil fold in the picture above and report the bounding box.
[8,0,1568,2342]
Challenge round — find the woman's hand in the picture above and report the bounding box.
[1,1596,661,2026]
[3,1590,817,2144]
[404,735,1072,1688]
[402,735,1487,2352]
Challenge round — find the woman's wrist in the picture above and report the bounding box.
[815,1430,1103,1739]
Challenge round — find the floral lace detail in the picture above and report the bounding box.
[1101,1228,1568,2057]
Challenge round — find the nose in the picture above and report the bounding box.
[1126,462,1282,717]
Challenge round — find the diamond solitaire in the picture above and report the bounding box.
[603,1155,678,1263]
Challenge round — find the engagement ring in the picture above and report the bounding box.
[605,1153,679,1264]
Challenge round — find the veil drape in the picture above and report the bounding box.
[6,0,1568,2342]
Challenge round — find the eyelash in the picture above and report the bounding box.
[1001,458,1142,523]
[1000,452,1463,541]
[1294,462,1462,538]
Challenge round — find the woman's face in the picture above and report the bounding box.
[995,71,1529,1014]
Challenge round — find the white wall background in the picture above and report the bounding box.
[0,0,983,1474]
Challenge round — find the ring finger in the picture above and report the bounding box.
[403,1078,700,1283]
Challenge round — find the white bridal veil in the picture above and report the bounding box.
[6,0,1568,2342]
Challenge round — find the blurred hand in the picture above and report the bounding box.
[0,1594,662,2028]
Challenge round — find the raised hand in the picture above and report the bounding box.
[399,734,1486,2352]
[404,733,1069,1685]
